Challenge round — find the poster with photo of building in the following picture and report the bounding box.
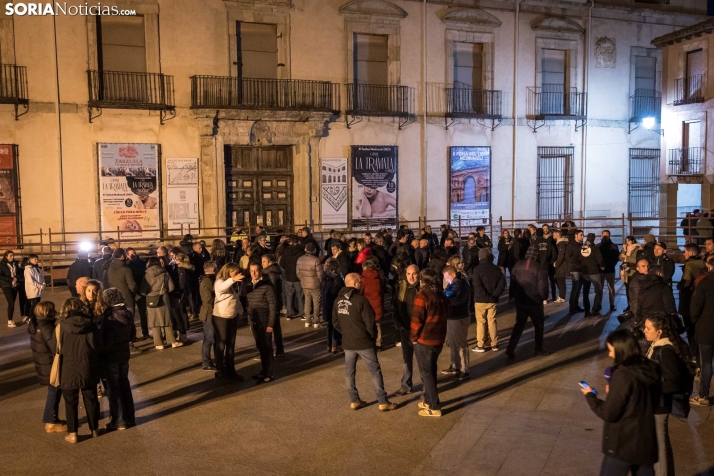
[351,146,397,229]
[321,157,348,227]
[98,143,161,239]
[450,146,491,226]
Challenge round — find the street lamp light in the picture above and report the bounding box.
[642,116,656,130]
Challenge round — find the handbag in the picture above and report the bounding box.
[49,325,62,387]
[146,276,165,308]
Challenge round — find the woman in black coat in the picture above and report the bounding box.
[321,258,344,353]
[644,314,694,476]
[58,298,102,444]
[580,329,661,476]
[101,288,137,431]
[0,250,22,327]
[28,301,66,433]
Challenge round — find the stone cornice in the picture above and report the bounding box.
[651,18,714,48]
[339,0,408,18]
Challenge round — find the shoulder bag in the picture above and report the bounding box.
[146,275,165,308]
[49,325,62,387]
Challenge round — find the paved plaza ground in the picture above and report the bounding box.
[0,282,713,476]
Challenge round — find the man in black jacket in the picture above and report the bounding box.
[261,254,284,357]
[199,261,217,371]
[533,229,556,302]
[648,242,675,286]
[414,239,430,270]
[580,233,605,316]
[475,226,492,251]
[299,227,319,256]
[506,247,550,358]
[566,230,585,314]
[333,273,397,412]
[392,264,420,396]
[598,230,619,312]
[126,248,148,340]
[471,249,506,352]
[461,233,477,274]
[246,263,276,383]
[441,265,471,380]
[67,251,93,298]
[331,242,352,278]
[691,256,714,405]
[628,259,650,319]
[92,246,113,281]
[281,236,304,320]
[635,265,677,322]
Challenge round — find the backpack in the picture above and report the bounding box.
[652,345,694,418]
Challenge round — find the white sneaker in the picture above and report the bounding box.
[7,320,16,328]
[155,345,165,350]
[171,341,184,348]
[305,323,310,328]
[396,342,402,347]
[313,323,320,329]
[543,300,547,306]
[22,316,30,324]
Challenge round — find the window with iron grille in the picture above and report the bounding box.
[629,149,660,217]
[537,147,574,221]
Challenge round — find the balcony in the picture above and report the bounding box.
[668,147,705,177]
[191,76,340,113]
[527,86,586,132]
[87,70,175,123]
[346,83,415,129]
[674,74,705,105]
[630,90,661,122]
[0,64,29,120]
[445,88,502,119]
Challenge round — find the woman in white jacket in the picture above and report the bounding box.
[24,254,45,319]
[212,262,244,382]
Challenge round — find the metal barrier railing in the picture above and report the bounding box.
[1,214,711,289]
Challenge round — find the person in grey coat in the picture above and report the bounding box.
[139,257,179,350]
[296,243,324,327]
[105,248,136,315]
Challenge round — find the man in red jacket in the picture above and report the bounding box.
[411,268,451,417]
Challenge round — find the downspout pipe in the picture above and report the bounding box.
[52,15,65,241]
[511,0,520,220]
[581,0,594,218]
[421,0,428,223]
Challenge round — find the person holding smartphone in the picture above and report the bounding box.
[580,329,661,476]
[212,262,245,383]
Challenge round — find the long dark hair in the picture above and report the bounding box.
[645,314,694,366]
[607,329,645,368]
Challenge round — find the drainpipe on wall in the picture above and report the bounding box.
[421,0,428,223]
[52,15,66,241]
[511,0,520,220]
[308,139,313,229]
[580,0,595,219]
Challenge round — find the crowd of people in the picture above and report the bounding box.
[3,220,713,474]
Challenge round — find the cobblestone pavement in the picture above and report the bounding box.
[0,284,712,476]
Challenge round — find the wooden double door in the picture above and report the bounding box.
[225,146,293,229]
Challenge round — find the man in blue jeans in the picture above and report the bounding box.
[565,230,585,314]
[691,255,714,406]
[333,273,397,412]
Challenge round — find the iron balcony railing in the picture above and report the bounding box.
[674,74,705,105]
[87,70,175,110]
[630,89,661,122]
[527,86,587,119]
[346,83,414,117]
[668,147,705,176]
[0,64,29,105]
[445,88,502,118]
[191,76,340,112]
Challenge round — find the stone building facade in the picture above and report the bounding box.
[653,18,714,227]
[0,0,707,240]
